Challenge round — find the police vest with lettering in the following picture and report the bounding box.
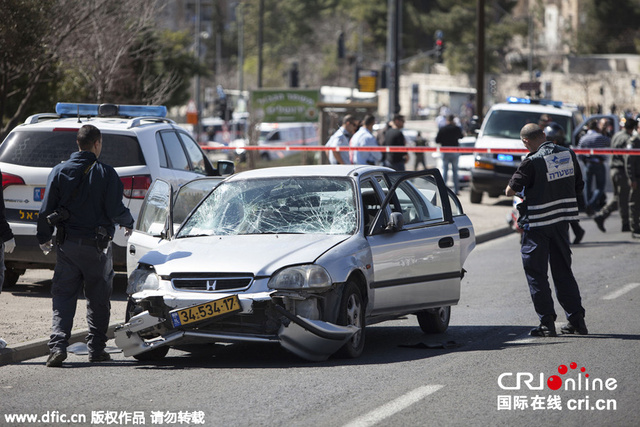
[520,141,580,229]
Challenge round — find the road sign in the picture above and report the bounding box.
[518,81,541,92]
[358,70,378,93]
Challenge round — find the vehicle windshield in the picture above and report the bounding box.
[483,110,573,140]
[0,130,145,167]
[177,177,357,237]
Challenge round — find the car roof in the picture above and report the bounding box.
[227,165,392,180]
[13,116,180,134]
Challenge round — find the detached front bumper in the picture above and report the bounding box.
[114,296,358,362]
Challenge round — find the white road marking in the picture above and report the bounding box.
[343,385,443,427]
[602,283,640,300]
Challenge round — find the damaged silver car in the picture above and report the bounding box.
[116,165,475,362]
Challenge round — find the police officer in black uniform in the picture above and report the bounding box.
[37,124,134,367]
[544,122,586,244]
[505,124,588,337]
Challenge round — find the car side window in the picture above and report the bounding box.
[158,131,190,171]
[136,180,171,236]
[395,176,444,226]
[155,133,169,168]
[360,180,382,235]
[178,133,207,175]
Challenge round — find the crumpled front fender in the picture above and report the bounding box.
[275,304,359,361]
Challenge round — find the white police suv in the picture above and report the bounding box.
[0,103,234,287]
[470,97,582,204]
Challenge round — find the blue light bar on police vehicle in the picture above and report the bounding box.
[55,103,167,118]
[506,96,563,108]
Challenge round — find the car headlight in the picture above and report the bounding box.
[268,265,332,291]
[127,267,160,295]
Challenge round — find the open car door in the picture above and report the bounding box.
[126,177,223,276]
[366,169,470,318]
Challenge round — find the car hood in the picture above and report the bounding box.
[139,234,350,276]
[475,135,525,149]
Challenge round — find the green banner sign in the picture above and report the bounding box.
[251,89,320,123]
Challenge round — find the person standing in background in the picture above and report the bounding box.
[350,115,381,166]
[578,120,611,215]
[0,174,16,349]
[594,117,636,233]
[326,114,357,165]
[436,114,464,194]
[383,114,409,171]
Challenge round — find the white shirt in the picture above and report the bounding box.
[350,126,382,165]
[325,126,351,164]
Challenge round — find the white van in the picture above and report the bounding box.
[258,122,318,160]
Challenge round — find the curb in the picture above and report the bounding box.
[0,227,517,366]
[0,323,119,366]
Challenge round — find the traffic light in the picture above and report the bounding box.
[435,30,444,63]
[337,32,345,59]
[215,98,227,119]
[288,62,299,88]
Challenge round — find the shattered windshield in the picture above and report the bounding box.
[177,177,357,236]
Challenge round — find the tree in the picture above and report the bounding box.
[1,0,201,139]
[576,0,640,55]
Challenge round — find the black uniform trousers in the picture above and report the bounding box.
[520,222,585,322]
[49,238,114,355]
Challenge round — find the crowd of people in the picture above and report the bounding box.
[325,109,467,183]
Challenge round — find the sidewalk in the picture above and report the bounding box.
[0,190,514,366]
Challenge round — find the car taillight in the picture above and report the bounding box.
[121,175,152,199]
[2,172,26,190]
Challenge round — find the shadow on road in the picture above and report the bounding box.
[120,323,640,371]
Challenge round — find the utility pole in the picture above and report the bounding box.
[475,0,485,120]
[237,2,244,92]
[386,0,401,120]
[257,0,264,88]
[195,0,202,141]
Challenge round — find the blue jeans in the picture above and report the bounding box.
[49,239,114,354]
[584,161,606,210]
[441,153,460,194]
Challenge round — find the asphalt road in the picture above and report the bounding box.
[1,214,638,427]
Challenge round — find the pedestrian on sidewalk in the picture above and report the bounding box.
[0,172,16,349]
[594,117,636,233]
[326,114,357,165]
[578,120,611,215]
[37,125,134,367]
[436,114,464,195]
[383,114,409,171]
[505,124,588,338]
[626,125,640,239]
[350,115,381,166]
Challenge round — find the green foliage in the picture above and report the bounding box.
[576,0,640,54]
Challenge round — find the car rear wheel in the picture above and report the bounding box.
[470,189,483,204]
[416,306,451,334]
[335,281,366,358]
[2,268,24,289]
[125,299,170,361]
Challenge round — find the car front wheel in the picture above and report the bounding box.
[470,189,483,204]
[2,267,24,289]
[125,299,170,361]
[335,281,366,358]
[416,306,451,334]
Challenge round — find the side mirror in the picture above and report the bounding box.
[385,212,404,232]
[216,160,235,176]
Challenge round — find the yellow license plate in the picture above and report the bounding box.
[170,295,241,328]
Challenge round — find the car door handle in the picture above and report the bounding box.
[459,228,471,239]
[439,237,454,248]
[129,245,136,255]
